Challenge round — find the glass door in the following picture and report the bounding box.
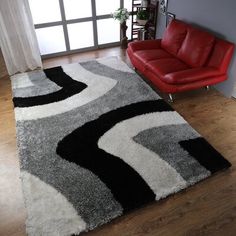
[96,0,120,45]
[29,0,132,57]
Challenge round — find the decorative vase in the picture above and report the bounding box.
[137,19,148,26]
[120,21,128,49]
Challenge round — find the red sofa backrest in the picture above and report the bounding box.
[161,19,234,71]
[177,27,215,67]
[161,20,187,56]
[207,38,235,73]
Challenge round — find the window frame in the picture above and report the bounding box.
[32,0,125,58]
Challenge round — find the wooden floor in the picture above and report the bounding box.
[0,47,236,236]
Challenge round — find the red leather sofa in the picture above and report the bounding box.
[127,19,234,100]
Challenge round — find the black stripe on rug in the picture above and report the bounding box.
[179,137,231,173]
[57,100,172,211]
[13,67,87,108]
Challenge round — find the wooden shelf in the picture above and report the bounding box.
[131,0,159,41]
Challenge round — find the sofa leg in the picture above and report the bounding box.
[168,94,174,103]
[205,85,210,91]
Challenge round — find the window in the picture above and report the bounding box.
[29,0,132,56]
[96,0,120,16]
[29,0,61,24]
[68,22,94,50]
[97,19,120,45]
[64,0,92,20]
[35,26,66,55]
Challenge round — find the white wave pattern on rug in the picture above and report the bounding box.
[11,57,231,236]
[98,111,188,200]
[13,63,117,121]
[21,171,86,236]
[97,56,135,73]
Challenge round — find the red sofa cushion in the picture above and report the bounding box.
[163,67,223,85]
[161,20,188,56]
[207,38,235,73]
[177,28,215,68]
[128,39,162,52]
[134,49,172,64]
[146,58,190,79]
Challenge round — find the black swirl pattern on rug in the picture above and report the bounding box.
[13,66,87,108]
[57,99,231,212]
[57,100,173,211]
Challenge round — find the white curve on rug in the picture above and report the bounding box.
[21,171,87,236]
[97,57,135,73]
[14,63,117,121]
[98,111,188,200]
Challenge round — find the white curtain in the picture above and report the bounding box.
[0,0,42,75]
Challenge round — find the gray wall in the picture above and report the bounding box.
[156,0,236,97]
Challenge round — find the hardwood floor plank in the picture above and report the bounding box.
[0,47,235,236]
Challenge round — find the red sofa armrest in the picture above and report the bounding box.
[163,67,224,85]
[128,39,162,52]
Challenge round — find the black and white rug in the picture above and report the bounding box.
[11,57,231,236]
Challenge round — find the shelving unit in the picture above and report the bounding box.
[131,0,144,41]
[131,0,159,41]
[146,0,159,39]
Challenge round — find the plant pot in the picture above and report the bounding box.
[120,21,128,49]
[137,19,148,26]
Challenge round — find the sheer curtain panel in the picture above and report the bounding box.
[0,0,42,75]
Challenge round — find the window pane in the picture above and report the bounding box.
[68,22,94,50]
[124,0,132,12]
[36,26,66,55]
[96,0,120,16]
[29,0,61,24]
[64,0,92,20]
[97,19,120,45]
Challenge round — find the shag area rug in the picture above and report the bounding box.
[11,57,231,236]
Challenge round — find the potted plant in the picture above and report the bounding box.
[136,9,149,25]
[112,8,130,24]
[112,8,130,49]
